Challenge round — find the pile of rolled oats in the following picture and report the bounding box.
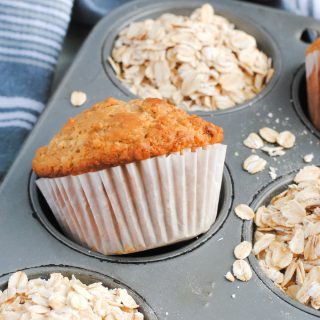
[0,271,144,319]
[109,4,274,111]
[253,166,320,309]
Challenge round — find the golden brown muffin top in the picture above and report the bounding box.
[32,97,224,177]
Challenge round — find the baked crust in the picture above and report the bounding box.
[306,37,320,54]
[32,97,224,177]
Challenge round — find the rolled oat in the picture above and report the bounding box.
[276,131,296,149]
[234,204,255,220]
[233,260,252,282]
[243,155,267,174]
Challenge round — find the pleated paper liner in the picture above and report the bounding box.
[36,144,226,255]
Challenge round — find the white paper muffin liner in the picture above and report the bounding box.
[36,144,227,255]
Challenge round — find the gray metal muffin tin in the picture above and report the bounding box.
[0,0,319,319]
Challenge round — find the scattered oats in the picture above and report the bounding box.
[217,237,224,241]
[259,127,279,143]
[269,167,277,180]
[70,91,87,107]
[276,131,296,149]
[275,118,280,124]
[253,166,320,310]
[243,132,264,149]
[225,272,235,282]
[234,241,253,259]
[268,113,273,118]
[231,293,236,299]
[303,153,314,163]
[261,146,286,157]
[243,155,267,174]
[0,272,144,319]
[234,151,239,156]
[233,260,252,281]
[234,204,255,220]
[111,4,274,112]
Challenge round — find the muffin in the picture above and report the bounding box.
[306,37,320,130]
[33,97,226,255]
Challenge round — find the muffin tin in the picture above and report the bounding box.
[0,0,319,319]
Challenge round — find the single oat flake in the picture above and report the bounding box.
[70,91,87,107]
[225,271,235,282]
[243,155,267,174]
[261,146,286,157]
[243,133,264,149]
[234,241,252,260]
[234,204,255,220]
[276,131,296,149]
[110,4,274,112]
[259,127,279,143]
[253,166,320,310]
[233,260,253,281]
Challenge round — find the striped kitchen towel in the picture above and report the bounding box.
[0,0,73,181]
[283,0,320,18]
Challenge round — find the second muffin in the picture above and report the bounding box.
[33,97,226,255]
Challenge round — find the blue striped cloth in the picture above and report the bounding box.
[0,0,73,180]
[283,0,320,18]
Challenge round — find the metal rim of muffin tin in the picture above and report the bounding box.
[0,265,158,320]
[291,65,320,139]
[101,2,282,117]
[242,169,320,317]
[28,165,234,264]
[0,0,320,319]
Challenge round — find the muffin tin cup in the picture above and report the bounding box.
[243,168,320,317]
[0,1,320,319]
[29,164,233,263]
[0,265,158,320]
[36,145,226,256]
[102,1,282,116]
